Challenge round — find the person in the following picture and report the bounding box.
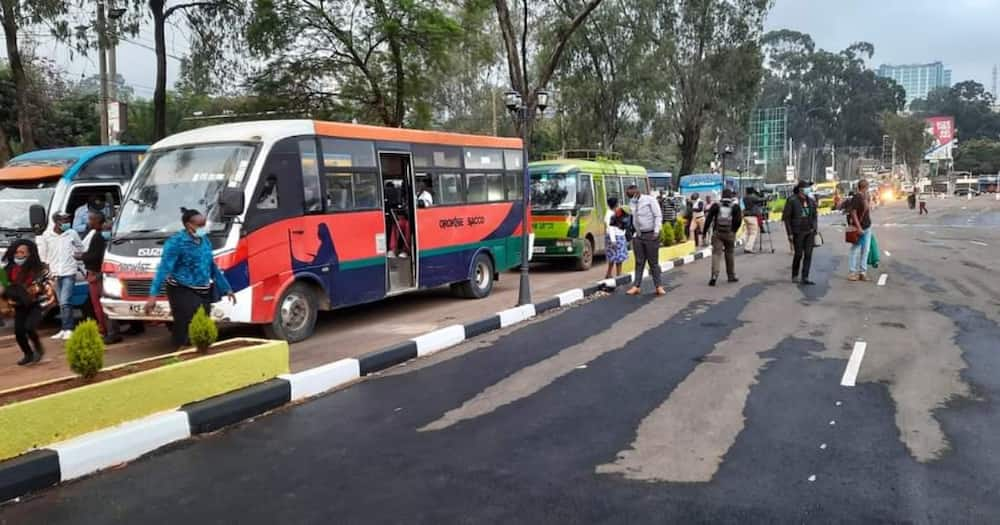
[76,211,121,344]
[846,179,873,282]
[690,193,706,247]
[624,184,665,296]
[384,182,410,258]
[605,208,629,279]
[145,209,236,348]
[37,212,83,340]
[704,189,742,286]
[2,240,50,365]
[683,194,695,239]
[658,190,677,226]
[73,196,113,235]
[742,187,765,253]
[782,180,819,285]
[918,192,928,215]
[416,181,434,208]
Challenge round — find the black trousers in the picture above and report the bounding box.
[14,305,43,358]
[633,231,662,288]
[167,284,212,347]
[792,231,815,279]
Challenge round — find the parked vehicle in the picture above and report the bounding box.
[529,154,648,270]
[101,120,526,342]
[1,145,148,312]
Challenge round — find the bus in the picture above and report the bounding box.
[648,172,672,193]
[529,156,648,270]
[678,173,735,199]
[100,120,525,342]
[1,145,147,312]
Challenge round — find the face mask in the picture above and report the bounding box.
[101,231,111,241]
[13,257,26,266]
[194,227,208,237]
[59,223,71,232]
[803,189,814,198]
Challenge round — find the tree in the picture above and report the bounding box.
[0,0,74,151]
[911,81,1000,142]
[954,139,1000,175]
[883,112,933,186]
[493,0,605,137]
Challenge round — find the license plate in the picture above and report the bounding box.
[128,304,146,314]
[532,246,546,254]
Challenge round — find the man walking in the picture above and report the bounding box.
[38,212,83,339]
[704,189,742,286]
[658,190,678,226]
[625,184,666,297]
[690,193,706,247]
[742,187,765,253]
[782,180,819,285]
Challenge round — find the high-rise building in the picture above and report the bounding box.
[876,62,953,108]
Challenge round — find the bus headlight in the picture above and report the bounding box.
[103,275,123,298]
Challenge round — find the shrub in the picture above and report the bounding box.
[66,320,104,379]
[769,198,787,213]
[673,217,686,243]
[660,224,676,246]
[188,306,218,353]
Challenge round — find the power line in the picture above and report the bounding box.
[121,38,183,61]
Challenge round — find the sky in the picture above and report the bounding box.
[765,0,998,92]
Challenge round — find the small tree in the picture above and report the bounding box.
[188,306,218,353]
[674,218,687,243]
[66,320,104,380]
[660,224,676,247]
[883,112,934,189]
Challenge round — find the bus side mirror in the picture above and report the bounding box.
[219,188,245,218]
[29,204,47,233]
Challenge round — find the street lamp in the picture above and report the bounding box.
[503,89,551,306]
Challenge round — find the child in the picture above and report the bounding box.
[605,209,630,278]
[2,240,51,365]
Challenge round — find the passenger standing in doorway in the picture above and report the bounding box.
[625,184,665,296]
[782,180,819,285]
[38,212,83,340]
[2,240,50,365]
[73,196,113,235]
[846,180,873,282]
[145,209,236,348]
[76,211,121,344]
[385,182,410,258]
[704,189,742,286]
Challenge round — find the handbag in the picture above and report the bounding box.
[845,226,860,244]
[814,232,824,247]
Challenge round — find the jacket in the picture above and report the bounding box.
[704,199,743,237]
[37,229,83,277]
[743,193,766,217]
[150,231,233,296]
[782,194,818,235]
[629,194,663,234]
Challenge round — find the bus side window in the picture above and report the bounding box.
[299,139,322,213]
[256,176,279,209]
[604,176,622,204]
[244,138,307,232]
[578,174,594,207]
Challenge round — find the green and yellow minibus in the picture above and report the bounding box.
[529,153,648,270]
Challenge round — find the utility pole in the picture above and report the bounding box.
[96,0,110,145]
[107,0,119,144]
[491,88,497,136]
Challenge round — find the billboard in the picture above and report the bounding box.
[924,116,955,161]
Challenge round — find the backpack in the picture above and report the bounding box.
[715,200,735,235]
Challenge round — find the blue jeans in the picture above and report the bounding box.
[848,228,872,275]
[56,275,75,331]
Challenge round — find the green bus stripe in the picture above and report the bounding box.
[336,238,521,270]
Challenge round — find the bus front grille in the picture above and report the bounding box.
[124,279,153,298]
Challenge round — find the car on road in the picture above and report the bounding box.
[954,188,981,197]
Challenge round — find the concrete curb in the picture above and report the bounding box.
[0,246,716,505]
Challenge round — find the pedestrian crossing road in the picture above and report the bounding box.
[3,199,1000,523]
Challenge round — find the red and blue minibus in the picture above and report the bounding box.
[101,120,526,341]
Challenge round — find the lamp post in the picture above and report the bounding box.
[504,89,551,306]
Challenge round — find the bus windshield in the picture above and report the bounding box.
[530,171,578,210]
[0,182,56,231]
[116,143,256,237]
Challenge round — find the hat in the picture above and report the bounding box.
[53,212,72,222]
[793,180,813,193]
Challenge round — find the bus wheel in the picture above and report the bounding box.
[264,282,317,343]
[574,238,594,271]
[456,253,495,299]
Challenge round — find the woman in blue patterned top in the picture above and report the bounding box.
[145,209,235,347]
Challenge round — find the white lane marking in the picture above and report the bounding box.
[970,240,988,247]
[576,364,588,369]
[820,443,827,450]
[884,251,891,257]
[840,341,868,387]
[877,274,888,286]
[829,420,836,425]
[835,401,842,406]
[808,475,817,482]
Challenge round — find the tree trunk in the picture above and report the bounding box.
[0,126,11,164]
[151,0,168,141]
[1,1,35,151]
[679,122,701,177]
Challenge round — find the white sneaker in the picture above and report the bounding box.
[50,330,67,340]
[386,252,396,258]
[399,252,409,258]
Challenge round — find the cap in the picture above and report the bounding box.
[53,212,72,222]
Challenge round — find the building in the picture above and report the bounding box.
[877,62,952,108]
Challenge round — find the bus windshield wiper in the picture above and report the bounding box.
[111,229,163,243]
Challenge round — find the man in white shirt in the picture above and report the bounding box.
[416,181,434,208]
[38,212,83,339]
[624,184,665,297]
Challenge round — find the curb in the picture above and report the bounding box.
[0,247,714,505]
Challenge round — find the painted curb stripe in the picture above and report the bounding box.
[282,359,361,402]
[614,275,634,286]
[660,260,675,272]
[358,341,418,375]
[51,411,191,482]
[598,278,617,289]
[556,289,584,306]
[498,304,536,328]
[533,297,561,315]
[463,316,501,339]
[582,283,603,297]
[183,379,292,435]
[0,449,59,504]
[414,325,466,357]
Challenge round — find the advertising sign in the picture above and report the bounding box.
[924,116,955,161]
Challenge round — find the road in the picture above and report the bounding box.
[3,197,1000,523]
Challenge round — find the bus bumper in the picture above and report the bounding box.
[102,298,173,322]
[531,237,584,259]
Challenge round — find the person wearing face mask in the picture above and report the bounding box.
[145,209,236,348]
[37,212,84,340]
[2,240,51,365]
[75,211,121,344]
[782,180,819,285]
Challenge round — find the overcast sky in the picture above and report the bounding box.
[766,0,998,91]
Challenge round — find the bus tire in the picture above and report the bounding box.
[263,282,318,343]
[573,237,594,271]
[456,252,495,299]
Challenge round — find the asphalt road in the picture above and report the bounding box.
[3,197,1000,523]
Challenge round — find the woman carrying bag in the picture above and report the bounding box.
[846,180,873,281]
[2,240,53,365]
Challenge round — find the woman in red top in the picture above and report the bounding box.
[3,240,50,365]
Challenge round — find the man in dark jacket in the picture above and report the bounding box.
[704,189,742,286]
[782,180,819,285]
[742,187,766,253]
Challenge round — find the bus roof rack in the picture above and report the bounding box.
[542,149,623,162]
